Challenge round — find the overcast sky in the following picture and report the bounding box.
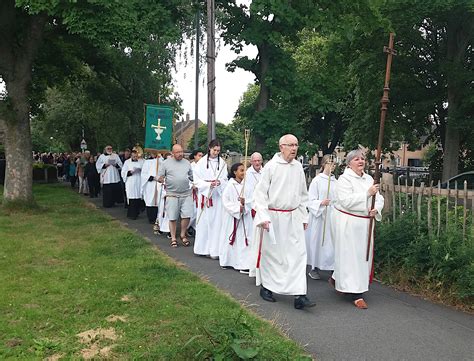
[172,41,257,125]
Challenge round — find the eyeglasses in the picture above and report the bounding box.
[281,144,299,148]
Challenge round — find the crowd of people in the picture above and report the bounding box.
[37,134,384,310]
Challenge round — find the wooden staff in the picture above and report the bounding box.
[321,155,335,246]
[366,33,397,261]
[240,129,251,198]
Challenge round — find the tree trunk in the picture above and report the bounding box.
[442,9,474,182]
[3,89,34,202]
[0,2,48,203]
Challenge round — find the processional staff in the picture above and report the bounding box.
[366,33,397,261]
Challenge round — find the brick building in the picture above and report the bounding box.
[174,113,203,152]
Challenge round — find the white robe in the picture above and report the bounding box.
[219,178,253,270]
[96,153,122,184]
[193,155,228,257]
[188,161,199,229]
[331,167,384,294]
[245,166,263,209]
[156,182,170,233]
[140,158,163,207]
[251,153,309,295]
[121,159,144,200]
[305,173,337,271]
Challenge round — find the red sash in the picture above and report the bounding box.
[192,188,198,207]
[335,208,371,219]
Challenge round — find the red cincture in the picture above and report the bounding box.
[251,209,256,219]
[193,189,198,207]
[268,207,296,212]
[229,218,248,247]
[201,195,213,209]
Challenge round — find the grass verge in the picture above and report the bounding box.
[0,184,310,360]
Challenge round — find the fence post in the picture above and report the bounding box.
[428,181,433,237]
[405,177,409,211]
[446,181,449,230]
[454,181,458,218]
[437,180,441,237]
[463,180,468,240]
[398,177,402,215]
[418,182,424,223]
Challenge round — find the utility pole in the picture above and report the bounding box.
[206,0,216,143]
[194,8,200,150]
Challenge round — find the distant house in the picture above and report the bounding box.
[174,113,204,152]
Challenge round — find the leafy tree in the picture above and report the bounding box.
[0,0,194,204]
[188,123,244,154]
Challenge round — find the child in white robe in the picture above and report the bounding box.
[219,163,253,273]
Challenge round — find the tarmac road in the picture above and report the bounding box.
[91,198,473,361]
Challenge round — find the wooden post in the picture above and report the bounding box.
[405,177,409,211]
[398,176,402,215]
[446,181,449,230]
[418,182,424,223]
[463,180,468,240]
[206,0,216,142]
[437,180,441,237]
[428,181,433,237]
[454,181,458,217]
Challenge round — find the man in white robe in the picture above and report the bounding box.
[96,145,123,208]
[330,149,384,309]
[245,152,263,218]
[140,153,164,224]
[193,140,228,258]
[305,157,337,279]
[121,149,144,220]
[252,134,316,309]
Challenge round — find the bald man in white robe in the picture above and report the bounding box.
[252,134,316,309]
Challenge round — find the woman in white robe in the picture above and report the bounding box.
[193,140,228,258]
[330,149,384,309]
[140,154,163,224]
[305,155,337,279]
[219,163,253,272]
[121,150,144,220]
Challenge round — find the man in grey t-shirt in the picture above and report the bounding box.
[158,144,194,247]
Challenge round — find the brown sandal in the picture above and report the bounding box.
[181,237,190,247]
[170,239,178,248]
[353,298,368,309]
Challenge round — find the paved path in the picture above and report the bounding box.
[91,198,473,360]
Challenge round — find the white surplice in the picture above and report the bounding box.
[140,158,163,207]
[331,167,384,294]
[251,153,309,295]
[121,159,144,201]
[219,178,253,270]
[305,173,337,271]
[96,153,123,184]
[193,155,228,257]
[245,166,263,208]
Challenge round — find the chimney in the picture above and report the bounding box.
[186,113,190,122]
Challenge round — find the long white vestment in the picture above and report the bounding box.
[96,153,122,184]
[305,173,337,271]
[121,159,144,201]
[331,167,384,294]
[219,178,253,270]
[193,155,228,257]
[141,158,163,207]
[252,153,309,295]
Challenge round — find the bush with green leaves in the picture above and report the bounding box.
[375,200,473,306]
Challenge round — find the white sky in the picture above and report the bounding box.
[173,41,257,125]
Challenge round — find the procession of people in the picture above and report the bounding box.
[47,133,384,310]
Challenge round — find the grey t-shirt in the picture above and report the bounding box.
[158,158,193,196]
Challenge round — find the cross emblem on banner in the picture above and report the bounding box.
[151,118,167,140]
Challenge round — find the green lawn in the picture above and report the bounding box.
[0,184,309,360]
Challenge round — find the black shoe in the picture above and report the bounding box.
[166,233,172,239]
[186,228,195,237]
[294,295,316,310]
[260,286,276,302]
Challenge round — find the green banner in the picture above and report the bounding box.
[144,104,173,151]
